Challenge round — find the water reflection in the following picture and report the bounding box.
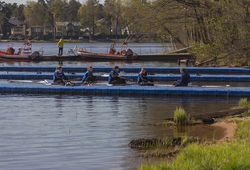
[55,95,63,108]
[87,96,94,111]
[138,97,149,119]
[0,94,240,170]
[173,124,226,140]
[109,96,119,115]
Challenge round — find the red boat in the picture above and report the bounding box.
[77,42,137,60]
[0,42,43,61]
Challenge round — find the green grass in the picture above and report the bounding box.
[139,120,250,170]
[174,107,195,125]
[234,120,250,139]
[241,111,250,117]
[231,98,250,110]
[140,140,250,170]
[239,98,248,108]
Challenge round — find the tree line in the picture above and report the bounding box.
[1,0,250,66]
[0,0,128,39]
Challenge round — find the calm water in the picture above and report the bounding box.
[0,94,239,170]
[0,42,240,169]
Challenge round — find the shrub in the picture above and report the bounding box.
[242,111,250,117]
[174,107,194,125]
[42,34,49,40]
[11,37,18,40]
[239,98,248,108]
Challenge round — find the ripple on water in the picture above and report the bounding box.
[0,94,239,169]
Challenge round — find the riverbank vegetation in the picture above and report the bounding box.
[140,119,250,170]
[125,0,250,66]
[174,107,195,125]
[138,98,250,169]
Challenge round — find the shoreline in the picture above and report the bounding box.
[0,39,162,43]
[210,121,237,142]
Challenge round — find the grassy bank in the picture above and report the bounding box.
[139,99,250,170]
[140,119,250,170]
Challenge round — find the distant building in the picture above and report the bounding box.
[1,17,21,39]
[55,22,81,37]
[11,20,47,38]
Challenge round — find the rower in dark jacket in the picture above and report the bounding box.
[53,66,68,85]
[173,68,190,87]
[82,66,98,85]
[108,66,126,85]
[137,68,154,86]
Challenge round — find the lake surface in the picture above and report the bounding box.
[0,42,241,170]
[0,94,239,170]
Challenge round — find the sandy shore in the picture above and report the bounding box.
[211,121,237,142]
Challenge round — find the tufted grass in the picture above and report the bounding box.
[139,120,250,170]
[139,140,250,170]
[174,107,195,125]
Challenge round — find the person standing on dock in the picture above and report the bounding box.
[57,38,64,56]
[82,66,98,85]
[137,68,154,86]
[173,68,190,87]
[53,66,68,85]
[108,66,126,85]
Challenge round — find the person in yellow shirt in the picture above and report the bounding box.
[58,38,64,55]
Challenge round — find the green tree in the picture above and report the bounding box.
[24,1,46,26]
[49,0,67,38]
[77,0,100,39]
[12,4,25,22]
[124,0,250,66]
[67,0,81,22]
[103,0,116,35]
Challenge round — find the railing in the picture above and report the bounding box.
[85,46,173,55]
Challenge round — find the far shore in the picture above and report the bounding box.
[0,39,163,43]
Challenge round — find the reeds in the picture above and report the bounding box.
[233,98,250,109]
[239,98,248,108]
[173,107,195,125]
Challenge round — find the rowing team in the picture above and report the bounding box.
[53,66,190,87]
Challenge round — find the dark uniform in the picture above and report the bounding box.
[108,70,126,85]
[173,72,190,86]
[137,72,154,86]
[53,70,68,85]
[81,70,97,84]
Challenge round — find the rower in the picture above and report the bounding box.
[82,66,98,85]
[53,66,69,85]
[108,66,126,85]
[137,68,154,86]
[172,68,190,87]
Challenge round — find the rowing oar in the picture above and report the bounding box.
[65,78,82,82]
[120,76,136,82]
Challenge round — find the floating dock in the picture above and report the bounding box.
[0,83,249,97]
[1,66,250,97]
[38,53,194,61]
[0,66,249,74]
[1,73,250,82]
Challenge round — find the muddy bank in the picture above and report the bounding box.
[130,108,249,159]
